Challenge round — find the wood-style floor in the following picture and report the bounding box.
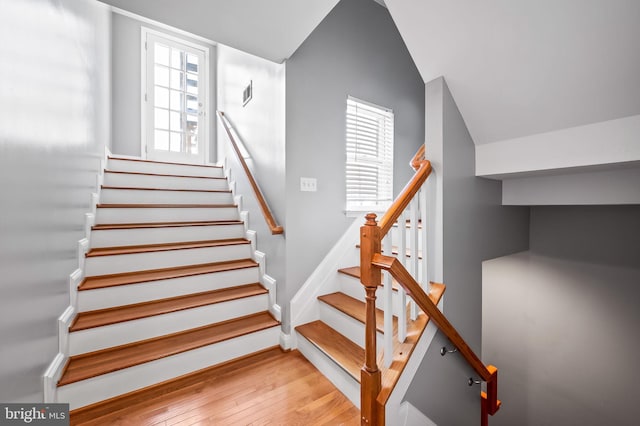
[70,347,360,426]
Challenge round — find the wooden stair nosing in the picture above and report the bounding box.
[104,170,227,180]
[318,292,388,334]
[70,283,267,332]
[96,203,237,209]
[78,258,258,291]
[91,220,244,231]
[108,156,222,169]
[101,185,231,194]
[295,320,363,382]
[85,238,249,258]
[58,311,279,387]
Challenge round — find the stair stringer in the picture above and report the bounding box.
[384,298,444,426]
[225,159,282,330]
[289,218,362,348]
[43,147,110,403]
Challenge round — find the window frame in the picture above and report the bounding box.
[344,96,394,217]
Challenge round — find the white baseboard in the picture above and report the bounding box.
[43,353,66,403]
[290,218,361,330]
[279,332,291,351]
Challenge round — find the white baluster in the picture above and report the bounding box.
[420,187,429,294]
[383,233,393,368]
[409,198,419,320]
[397,210,408,343]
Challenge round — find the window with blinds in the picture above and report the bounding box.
[345,96,394,214]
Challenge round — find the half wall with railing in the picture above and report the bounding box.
[359,145,501,425]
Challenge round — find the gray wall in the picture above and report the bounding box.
[216,44,286,318]
[111,12,216,162]
[285,0,425,327]
[0,0,111,403]
[483,205,640,426]
[405,78,530,424]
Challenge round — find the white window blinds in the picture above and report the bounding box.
[345,96,394,213]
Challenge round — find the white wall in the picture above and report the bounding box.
[111,11,217,162]
[216,44,286,317]
[0,0,111,403]
[483,205,640,425]
[476,114,640,178]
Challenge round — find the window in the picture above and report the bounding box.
[345,96,394,214]
[143,29,208,164]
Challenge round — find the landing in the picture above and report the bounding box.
[70,348,359,425]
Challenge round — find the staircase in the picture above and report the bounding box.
[48,156,280,410]
[294,225,446,412]
[292,147,501,425]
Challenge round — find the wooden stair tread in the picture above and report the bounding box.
[318,292,387,333]
[108,156,222,169]
[97,203,236,208]
[295,320,363,382]
[79,258,258,291]
[104,170,226,180]
[58,311,279,387]
[92,220,243,230]
[337,266,400,291]
[86,238,249,257]
[70,283,266,332]
[338,266,360,279]
[101,185,231,193]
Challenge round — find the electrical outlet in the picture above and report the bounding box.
[300,177,317,192]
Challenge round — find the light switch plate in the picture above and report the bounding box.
[300,177,317,192]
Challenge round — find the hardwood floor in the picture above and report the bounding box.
[70,348,360,426]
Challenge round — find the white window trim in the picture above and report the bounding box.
[345,95,394,216]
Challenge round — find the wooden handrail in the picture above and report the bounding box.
[359,144,499,424]
[378,159,431,236]
[217,111,283,235]
[371,252,500,417]
[410,144,426,171]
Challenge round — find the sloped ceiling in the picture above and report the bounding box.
[98,0,340,63]
[385,0,640,145]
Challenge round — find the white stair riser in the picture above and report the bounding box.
[339,274,404,316]
[90,224,245,248]
[101,188,233,205]
[58,327,280,410]
[69,294,268,355]
[95,207,239,224]
[104,173,228,191]
[318,303,383,350]
[296,334,360,408]
[77,267,260,311]
[108,158,224,178]
[85,244,252,276]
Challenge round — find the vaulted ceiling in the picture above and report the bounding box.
[385,0,640,145]
[100,0,640,147]
[98,0,340,63]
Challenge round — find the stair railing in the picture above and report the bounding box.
[217,111,283,235]
[359,145,500,425]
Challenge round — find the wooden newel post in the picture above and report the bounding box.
[360,213,382,425]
